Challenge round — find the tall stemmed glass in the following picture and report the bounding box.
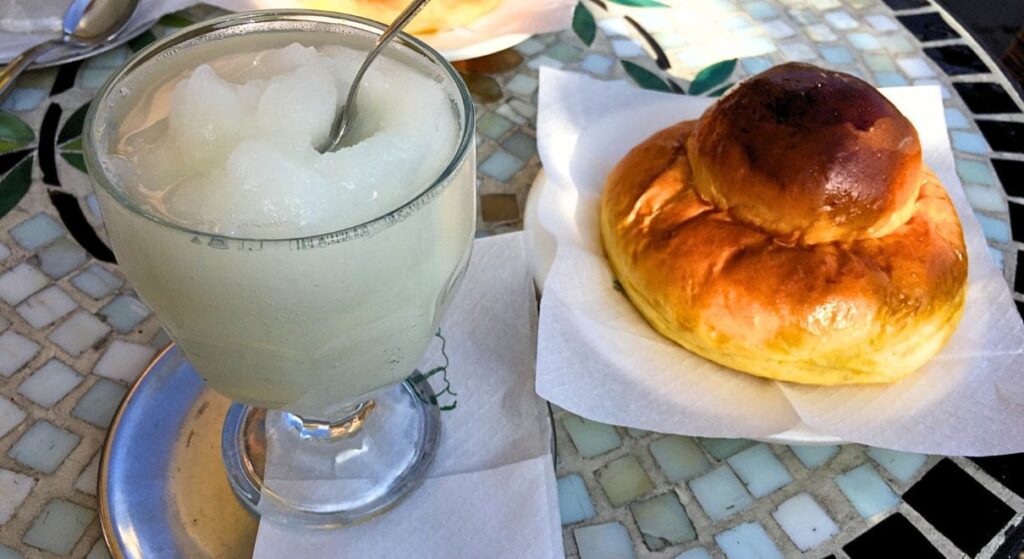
[84,11,476,526]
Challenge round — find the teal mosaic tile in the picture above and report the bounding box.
[690,465,753,521]
[867,448,928,483]
[834,464,899,518]
[631,493,696,549]
[0,544,21,559]
[964,184,1007,213]
[611,39,646,58]
[820,45,854,65]
[526,56,564,72]
[544,43,582,64]
[875,72,908,87]
[99,295,150,334]
[48,311,111,356]
[72,379,127,428]
[649,436,710,482]
[977,214,1011,244]
[580,53,615,76]
[10,214,63,252]
[506,75,539,97]
[772,493,838,551]
[0,263,49,306]
[744,2,780,20]
[0,242,9,261]
[780,42,817,62]
[502,132,537,161]
[790,445,839,469]
[575,522,635,559]
[824,10,859,30]
[0,330,40,377]
[727,444,793,498]
[0,469,34,524]
[86,540,112,559]
[864,52,896,72]
[78,47,131,89]
[741,57,774,75]
[715,522,784,559]
[677,548,713,559]
[598,456,654,506]
[477,113,514,140]
[1,88,46,112]
[951,131,990,155]
[698,437,755,460]
[988,247,1005,271]
[562,415,622,458]
[8,421,80,474]
[22,499,95,555]
[761,20,796,39]
[16,286,77,329]
[70,264,122,299]
[514,37,545,56]
[789,9,818,26]
[37,238,87,280]
[848,32,882,51]
[18,359,83,408]
[956,158,997,185]
[944,107,970,128]
[75,452,100,496]
[558,474,595,525]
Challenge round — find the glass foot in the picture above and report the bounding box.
[221,372,440,527]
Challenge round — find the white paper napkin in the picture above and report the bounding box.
[535,68,1024,456]
[253,232,563,559]
[0,0,573,61]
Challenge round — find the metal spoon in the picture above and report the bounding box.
[0,0,141,104]
[317,0,433,153]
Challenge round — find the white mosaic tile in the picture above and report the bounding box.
[0,469,35,524]
[86,540,112,559]
[93,340,155,384]
[0,330,40,377]
[612,39,646,58]
[16,285,77,329]
[867,448,928,483]
[964,184,1007,213]
[558,474,595,524]
[49,311,110,356]
[650,436,710,482]
[897,56,936,78]
[848,32,882,50]
[597,18,631,38]
[823,10,858,30]
[0,263,49,306]
[0,543,20,558]
[761,20,795,39]
[18,359,83,407]
[72,378,127,428]
[944,107,970,129]
[951,130,990,155]
[21,499,95,555]
[71,264,122,299]
[772,493,838,551]
[677,549,713,559]
[0,397,26,438]
[9,214,63,252]
[865,14,898,32]
[0,242,9,261]
[631,493,696,547]
[580,53,615,76]
[790,445,839,469]
[805,23,837,42]
[834,464,899,519]
[506,74,539,97]
[715,522,784,559]
[75,451,101,496]
[526,55,565,71]
[780,42,817,62]
[37,238,87,279]
[8,421,80,474]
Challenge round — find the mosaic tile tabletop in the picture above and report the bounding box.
[0,0,1023,557]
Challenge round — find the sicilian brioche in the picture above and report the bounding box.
[600,63,968,385]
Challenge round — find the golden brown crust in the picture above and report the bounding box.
[601,118,968,385]
[687,63,924,245]
[323,0,502,34]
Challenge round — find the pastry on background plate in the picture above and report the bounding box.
[311,0,502,34]
[600,62,967,385]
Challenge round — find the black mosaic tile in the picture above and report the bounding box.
[993,518,1024,559]
[1012,201,1024,243]
[978,121,1024,154]
[925,45,989,76]
[904,459,1014,556]
[37,103,61,186]
[954,82,1021,115]
[843,513,943,559]
[882,0,929,10]
[898,12,959,42]
[48,190,116,263]
[1017,300,1024,320]
[992,159,1024,198]
[973,453,1024,498]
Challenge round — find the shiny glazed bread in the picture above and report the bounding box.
[328,0,501,34]
[600,63,968,385]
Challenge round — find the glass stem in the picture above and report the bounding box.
[282,400,376,440]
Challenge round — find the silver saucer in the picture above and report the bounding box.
[99,345,259,559]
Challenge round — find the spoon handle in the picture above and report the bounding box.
[320,0,432,152]
[0,39,62,105]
